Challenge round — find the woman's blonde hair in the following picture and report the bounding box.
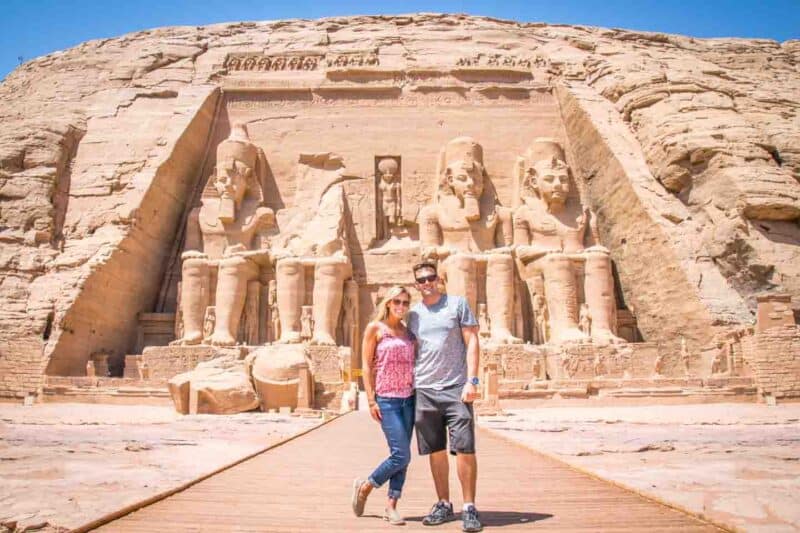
[372,285,411,322]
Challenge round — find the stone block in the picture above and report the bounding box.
[756,294,795,333]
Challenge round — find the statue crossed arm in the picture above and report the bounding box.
[174,124,276,347]
[513,138,623,345]
[418,136,520,344]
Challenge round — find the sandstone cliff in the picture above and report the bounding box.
[1,14,798,397]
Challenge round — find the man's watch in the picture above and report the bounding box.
[469,376,480,386]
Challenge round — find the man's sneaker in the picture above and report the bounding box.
[462,505,483,532]
[422,501,455,526]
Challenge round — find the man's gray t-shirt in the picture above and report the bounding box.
[407,294,478,390]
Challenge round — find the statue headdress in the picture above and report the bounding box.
[435,136,486,200]
[205,123,267,203]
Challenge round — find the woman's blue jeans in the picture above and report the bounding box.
[368,394,415,500]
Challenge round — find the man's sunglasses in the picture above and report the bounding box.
[391,298,411,307]
[415,274,438,284]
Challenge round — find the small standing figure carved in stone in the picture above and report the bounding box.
[593,352,605,377]
[86,360,96,378]
[377,157,402,240]
[579,303,592,337]
[711,342,729,375]
[653,352,665,377]
[532,357,543,381]
[680,337,691,376]
[202,307,216,342]
[268,280,280,343]
[341,280,359,353]
[477,303,491,339]
[533,294,549,344]
[300,305,314,342]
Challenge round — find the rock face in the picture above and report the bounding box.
[1,14,799,398]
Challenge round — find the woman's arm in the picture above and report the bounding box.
[361,322,381,422]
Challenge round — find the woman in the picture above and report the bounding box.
[351,286,415,526]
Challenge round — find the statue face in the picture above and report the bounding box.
[533,159,569,209]
[214,157,252,205]
[446,160,484,200]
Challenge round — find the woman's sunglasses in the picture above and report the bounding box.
[415,274,438,284]
[391,298,411,307]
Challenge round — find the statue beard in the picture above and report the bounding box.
[218,195,236,224]
[462,194,480,222]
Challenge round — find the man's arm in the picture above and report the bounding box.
[461,325,481,403]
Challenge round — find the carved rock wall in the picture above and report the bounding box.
[1,14,798,397]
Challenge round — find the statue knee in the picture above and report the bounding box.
[218,255,258,281]
[182,256,210,277]
[444,253,475,275]
[277,258,303,279]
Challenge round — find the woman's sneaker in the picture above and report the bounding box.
[351,478,368,517]
[422,501,455,525]
[462,505,483,532]
[383,507,405,526]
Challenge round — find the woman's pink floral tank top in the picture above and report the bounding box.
[374,322,415,398]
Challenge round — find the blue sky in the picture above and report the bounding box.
[2,0,799,81]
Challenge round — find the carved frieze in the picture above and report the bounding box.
[225,53,323,72]
[326,51,380,68]
[456,54,533,68]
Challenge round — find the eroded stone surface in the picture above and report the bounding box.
[0,403,320,531]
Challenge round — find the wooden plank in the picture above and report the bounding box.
[94,412,724,532]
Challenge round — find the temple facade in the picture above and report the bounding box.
[1,15,799,409]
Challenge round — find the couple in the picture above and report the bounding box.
[351,261,483,532]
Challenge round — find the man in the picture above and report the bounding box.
[407,261,483,532]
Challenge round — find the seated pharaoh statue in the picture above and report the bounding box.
[272,152,353,346]
[419,136,521,344]
[174,124,276,346]
[513,138,624,345]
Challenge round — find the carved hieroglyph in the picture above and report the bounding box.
[419,137,520,344]
[173,124,275,346]
[513,139,624,345]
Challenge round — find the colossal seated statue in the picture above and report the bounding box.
[174,124,275,346]
[273,153,353,346]
[513,138,623,345]
[419,136,520,344]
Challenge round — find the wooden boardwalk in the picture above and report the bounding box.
[92,412,723,532]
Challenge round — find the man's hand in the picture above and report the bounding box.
[369,402,382,422]
[461,382,481,403]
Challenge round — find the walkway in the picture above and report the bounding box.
[92,411,723,532]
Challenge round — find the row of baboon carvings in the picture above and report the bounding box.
[171,124,626,353]
[223,52,536,72]
[224,52,380,71]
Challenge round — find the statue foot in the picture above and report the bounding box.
[490,330,523,344]
[209,333,237,346]
[591,329,626,346]
[310,333,337,346]
[170,332,203,346]
[550,327,590,344]
[278,332,303,344]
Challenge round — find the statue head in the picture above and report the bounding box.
[377,157,399,184]
[437,137,486,221]
[523,139,571,212]
[214,123,264,222]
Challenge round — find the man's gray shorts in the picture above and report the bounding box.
[414,385,475,456]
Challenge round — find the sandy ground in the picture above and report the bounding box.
[479,402,800,533]
[0,403,322,532]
